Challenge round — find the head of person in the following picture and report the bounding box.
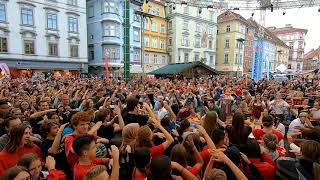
[136,125,153,148]
[211,129,226,148]
[203,111,218,136]
[207,99,215,109]
[20,101,30,111]
[3,166,31,180]
[275,92,281,100]
[121,123,139,152]
[84,165,109,180]
[48,113,60,123]
[299,112,308,123]
[170,144,187,168]
[177,119,191,136]
[39,100,49,111]
[83,99,94,111]
[0,100,11,118]
[230,112,247,144]
[40,120,60,138]
[205,168,227,180]
[150,155,173,180]
[241,139,262,160]
[4,117,22,134]
[17,153,42,180]
[73,135,97,160]
[9,108,24,120]
[94,108,111,123]
[126,96,139,112]
[263,133,277,151]
[70,111,92,135]
[61,94,70,106]
[262,115,274,128]
[5,122,32,153]
[134,147,151,174]
[97,88,104,98]
[301,140,320,163]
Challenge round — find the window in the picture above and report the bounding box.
[153,54,158,64]
[225,39,230,48]
[209,27,213,35]
[144,53,149,64]
[209,40,213,49]
[196,23,201,32]
[183,21,188,30]
[226,25,230,32]
[151,22,157,32]
[168,37,172,46]
[297,63,300,70]
[183,6,188,14]
[144,36,149,47]
[160,24,165,33]
[88,5,94,18]
[47,13,57,30]
[105,2,117,13]
[168,21,172,30]
[161,56,166,64]
[194,54,199,61]
[224,54,229,64]
[133,29,140,42]
[67,0,77,6]
[182,36,188,46]
[156,7,160,16]
[104,24,119,37]
[148,5,152,14]
[105,48,120,62]
[21,7,33,26]
[0,37,7,53]
[24,40,35,54]
[195,37,200,48]
[210,55,214,64]
[184,53,189,62]
[160,39,165,49]
[0,4,5,22]
[144,19,149,30]
[89,50,94,60]
[152,38,157,48]
[70,45,78,57]
[134,51,139,61]
[68,17,78,33]
[236,41,243,49]
[239,54,242,64]
[48,43,58,56]
[134,14,140,22]
[235,54,238,64]
[298,41,303,48]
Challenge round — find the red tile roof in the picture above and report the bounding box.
[269,26,308,35]
[217,11,248,24]
[304,47,320,60]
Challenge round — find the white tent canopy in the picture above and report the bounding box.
[275,64,287,73]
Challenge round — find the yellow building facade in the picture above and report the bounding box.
[216,11,246,76]
[142,0,168,72]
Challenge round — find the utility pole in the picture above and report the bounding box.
[124,0,130,83]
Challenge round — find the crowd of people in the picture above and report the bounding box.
[0,75,319,180]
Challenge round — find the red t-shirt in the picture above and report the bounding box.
[0,145,42,175]
[200,147,210,164]
[73,158,104,180]
[187,166,201,176]
[276,146,288,158]
[253,129,284,142]
[132,167,147,180]
[150,144,164,158]
[245,152,276,180]
[47,169,66,180]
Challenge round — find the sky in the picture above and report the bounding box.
[236,7,320,52]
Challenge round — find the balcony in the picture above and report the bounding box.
[101,12,122,24]
[102,36,121,45]
[109,58,121,64]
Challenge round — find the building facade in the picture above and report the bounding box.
[275,43,289,70]
[216,11,246,76]
[166,4,217,67]
[303,47,320,70]
[87,0,142,77]
[0,0,88,77]
[268,24,307,72]
[142,0,168,73]
[243,23,255,74]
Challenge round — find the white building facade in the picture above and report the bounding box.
[0,0,88,75]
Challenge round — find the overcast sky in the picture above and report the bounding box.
[236,7,320,52]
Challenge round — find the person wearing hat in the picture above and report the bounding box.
[288,112,314,136]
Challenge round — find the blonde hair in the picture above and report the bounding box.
[205,168,227,180]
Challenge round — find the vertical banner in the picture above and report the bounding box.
[105,52,109,82]
[252,40,263,81]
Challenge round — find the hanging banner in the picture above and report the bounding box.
[105,52,109,82]
[252,40,263,81]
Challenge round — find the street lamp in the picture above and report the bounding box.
[236,38,245,78]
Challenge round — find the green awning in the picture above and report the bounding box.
[148,61,219,75]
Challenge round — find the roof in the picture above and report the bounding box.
[304,47,320,60]
[148,61,219,75]
[268,25,308,35]
[218,11,248,24]
[247,18,288,48]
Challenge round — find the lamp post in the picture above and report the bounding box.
[236,38,245,78]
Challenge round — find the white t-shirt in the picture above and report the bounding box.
[288,118,304,135]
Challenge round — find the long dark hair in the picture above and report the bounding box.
[3,166,30,180]
[170,144,187,168]
[5,122,32,153]
[229,112,247,144]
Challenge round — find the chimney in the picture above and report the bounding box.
[285,24,292,28]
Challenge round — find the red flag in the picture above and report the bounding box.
[105,53,109,82]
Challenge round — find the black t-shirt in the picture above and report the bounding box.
[123,113,148,126]
[97,125,115,140]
